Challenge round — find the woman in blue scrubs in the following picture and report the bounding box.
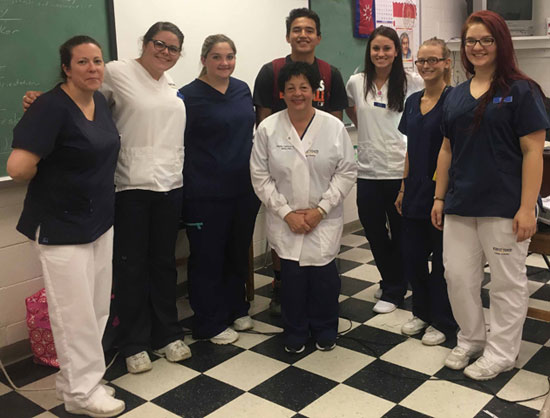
[179,35,260,345]
[395,38,457,346]
[432,11,550,381]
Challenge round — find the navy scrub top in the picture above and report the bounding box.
[398,86,452,219]
[442,79,550,219]
[179,77,255,199]
[13,85,120,245]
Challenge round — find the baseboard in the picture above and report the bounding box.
[0,339,32,366]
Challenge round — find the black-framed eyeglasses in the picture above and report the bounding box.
[151,39,181,55]
[415,57,446,66]
[464,37,495,47]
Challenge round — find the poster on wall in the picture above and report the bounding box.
[373,0,420,69]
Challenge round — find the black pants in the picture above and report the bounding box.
[113,188,184,357]
[357,178,406,304]
[280,258,340,348]
[402,217,457,335]
[183,193,260,339]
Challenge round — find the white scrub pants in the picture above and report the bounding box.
[443,215,529,367]
[33,227,113,410]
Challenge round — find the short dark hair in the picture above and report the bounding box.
[59,35,102,81]
[142,21,184,49]
[286,8,321,36]
[277,61,320,93]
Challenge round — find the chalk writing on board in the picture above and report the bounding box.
[6,0,94,9]
[0,7,21,36]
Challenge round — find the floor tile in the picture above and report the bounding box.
[527,280,545,296]
[255,266,275,278]
[526,267,550,283]
[205,350,288,391]
[293,345,376,382]
[336,247,374,264]
[33,413,58,418]
[176,296,193,320]
[338,275,374,296]
[338,298,377,324]
[350,229,366,237]
[380,338,449,375]
[516,340,543,369]
[343,359,429,403]
[339,234,367,247]
[247,294,271,316]
[0,381,11,396]
[19,373,60,411]
[252,308,285,330]
[299,383,394,418]
[334,258,363,274]
[400,379,493,418]
[0,358,57,388]
[340,263,381,282]
[337,318,360,335]
[254,272,274,289]
[179,340,244,373]
[384,405,432,417]
[206,392,295,418]
[119,401,181,418]
[497,369,548,410]
[528,297,550,312]
[0,391,46,418]
[363,308,413,335]
[351,282,382,303]
[250,366,337,412]
[337,325,408,358]
[232,320,282,350]
[112,358,199,400]
[522,345,550,376]
[475,397,539,418]
[338,244,354,254]
[522,317,550,344]
[152,375,243,418]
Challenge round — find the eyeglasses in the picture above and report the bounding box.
[150,39,181,55]
[464,37,495,47]
[415,57,446,66]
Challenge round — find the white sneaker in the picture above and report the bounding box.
[374,288,383,299]
[233,315,253,331]
[401,317,428,336]
[211,327,239,345]
[125,351,152,374]
[421,326,446,346]
[464,356,513,381]
[57,384,115,402]
[65,390,125,417]
[154,339,191,362]
[444,346,482,370]
[373,300,397,314]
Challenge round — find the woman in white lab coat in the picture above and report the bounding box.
[250,61,357,353]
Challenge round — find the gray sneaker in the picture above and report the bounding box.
[444,346,482,370]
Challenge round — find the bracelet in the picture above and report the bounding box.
[317,206,327,218]
[433,196,445,202]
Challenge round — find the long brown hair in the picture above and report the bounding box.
[363,26,407,112]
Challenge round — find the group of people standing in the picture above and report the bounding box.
[7,6,549,418]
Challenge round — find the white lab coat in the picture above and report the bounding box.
[250,109,357,266]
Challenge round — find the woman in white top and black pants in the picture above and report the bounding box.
[346,26,423,314]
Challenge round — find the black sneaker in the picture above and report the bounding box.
[284,345,305,354]
[315,341,336,351]
[269,280,281,316]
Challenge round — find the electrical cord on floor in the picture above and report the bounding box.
[0,351,119,393]
[335,317,550,406]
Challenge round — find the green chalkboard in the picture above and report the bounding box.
[0,0,114,179]
[310,0,368,123]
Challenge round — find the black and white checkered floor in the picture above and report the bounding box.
[2,229,550,418]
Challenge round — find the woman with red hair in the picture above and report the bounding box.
[431,11,549,381]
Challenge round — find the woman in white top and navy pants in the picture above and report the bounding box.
[346,26,423,314]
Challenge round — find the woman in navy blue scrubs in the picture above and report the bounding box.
[8,36,125,417]
[432,11,550,381]
[395,38,457,346]
[179,35,260,344]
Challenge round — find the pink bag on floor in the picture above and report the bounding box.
[25,288,59,368]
